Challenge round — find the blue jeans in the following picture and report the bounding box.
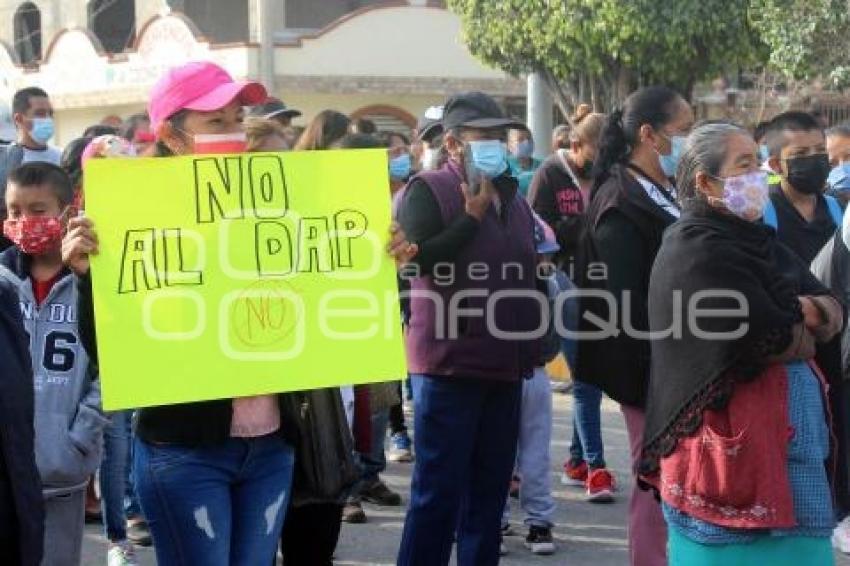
[559,271,579,371]
[569,380,606,468]
[133,434,294,566]
[364,408,390,483]
[126,411,142,519]
[100,410,134,541]
[399,374,521,566]
[559,275,606,469]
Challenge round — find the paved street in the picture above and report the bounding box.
[81,389,850,565]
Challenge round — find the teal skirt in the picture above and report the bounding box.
[668,525,834,566]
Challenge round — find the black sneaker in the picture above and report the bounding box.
[126,520,153,547]
[342,497,367,524]
[359,479,402,506]
[525,525,555,555]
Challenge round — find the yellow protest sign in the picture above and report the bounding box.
[85,149,407,410]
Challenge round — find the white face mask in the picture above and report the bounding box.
[706,170,769,222]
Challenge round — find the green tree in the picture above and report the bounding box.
[749,0,850,89]
[449,0,764,113]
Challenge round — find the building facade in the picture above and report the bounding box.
[0,0,525,145]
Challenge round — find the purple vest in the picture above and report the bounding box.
[404,161,540,381]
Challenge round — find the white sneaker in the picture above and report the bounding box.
[833,517,850,554]
[107,541,138,566]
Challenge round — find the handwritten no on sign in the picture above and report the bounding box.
[85,149,407,410]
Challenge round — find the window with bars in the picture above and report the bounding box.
[89,0,136,54]
[13,2,41,64]
[168,0,250,44]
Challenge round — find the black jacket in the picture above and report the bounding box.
[528,153,586,268]
[575,165,678,407]
[0,276,44,566]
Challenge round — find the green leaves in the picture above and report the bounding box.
[449,0,840,109]
[749,0,850,88]
[449,0,850,108]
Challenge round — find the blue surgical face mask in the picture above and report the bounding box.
[512,139,534,159]
[389,153,412,180]
[468,139,508,179]
[30,117,54,145]
[657,134,685,178]
[828,162,850,192]
[758,144,770,163]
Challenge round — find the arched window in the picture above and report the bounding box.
[89,0,136,54]
[13,2,41,64]
[171,0,249,44]
[283,0,386,29]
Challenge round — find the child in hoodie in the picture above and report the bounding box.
[0,162,107,566]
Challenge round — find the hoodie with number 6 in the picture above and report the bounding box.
[0,247,107,497]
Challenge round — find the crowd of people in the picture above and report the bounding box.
[2,58,850,566]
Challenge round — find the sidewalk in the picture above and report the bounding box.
[81,390,850,565]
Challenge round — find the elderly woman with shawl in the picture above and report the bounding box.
[640,123,843,565]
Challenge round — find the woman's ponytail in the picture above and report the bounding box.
[571,103,593,125]
[590,86,682,194]
[591,109,628,191]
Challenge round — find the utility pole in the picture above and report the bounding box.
[527,71,553,159]
[254,0,275,92]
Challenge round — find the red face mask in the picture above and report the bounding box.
[3,213,65,255]
[192,132,248,155]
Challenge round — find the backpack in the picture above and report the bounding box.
[762,194,843,230]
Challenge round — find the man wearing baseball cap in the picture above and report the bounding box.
[413,105,444,172]
[248,97,302,127]
[396,92,542,565]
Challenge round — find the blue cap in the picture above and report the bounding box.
[533,212,560,254]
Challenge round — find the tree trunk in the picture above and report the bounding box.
[578,72,587,105]
[615,65,632,107]
[590,79,599,111]
[540,68,576,119]
[755,69,768,123]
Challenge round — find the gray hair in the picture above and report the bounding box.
[826,122,850,139]
[552,124,571,137]
[676,122,751,208]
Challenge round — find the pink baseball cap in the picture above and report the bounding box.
[147,61,267,132]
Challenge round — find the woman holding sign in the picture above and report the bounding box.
[64,61,419,566]
[65,61,296,566]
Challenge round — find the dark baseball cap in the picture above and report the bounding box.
[420,92,524,140]
[416,105,444,142]
[248,97,302,120]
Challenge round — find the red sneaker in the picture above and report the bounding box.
[509,474,521,498]
[586,468,615,503]
[560,460,588,486]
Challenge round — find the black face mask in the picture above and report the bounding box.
[784,153,830,195]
